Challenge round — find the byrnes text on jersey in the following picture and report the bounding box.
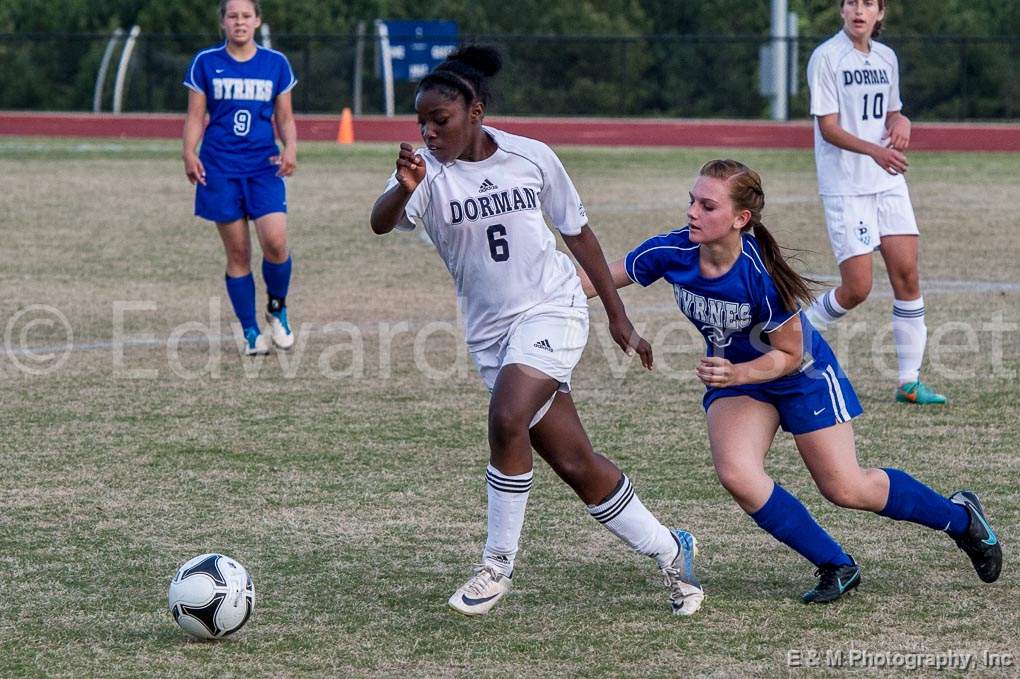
[674,288,752,332]
[211,78,275,102]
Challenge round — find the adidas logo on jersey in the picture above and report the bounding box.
[533,339,553,352]
[478,178,498,193]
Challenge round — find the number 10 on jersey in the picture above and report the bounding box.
[487,223,509,262]
[861,93,884,121]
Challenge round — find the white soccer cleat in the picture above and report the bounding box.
[243,328,271,356]
[265,308,294,350]
[662,529,704,616]
[447,564,512,617]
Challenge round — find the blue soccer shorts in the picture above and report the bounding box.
[195,169,287,223]
[703,360,863,435]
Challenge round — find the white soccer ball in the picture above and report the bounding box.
[168,553,255,640]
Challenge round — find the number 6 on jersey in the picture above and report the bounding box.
[486,223,509,262]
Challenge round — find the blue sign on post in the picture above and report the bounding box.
[379,20,459,81]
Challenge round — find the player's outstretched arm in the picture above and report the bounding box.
[564,226,652,369]
[182,90,207,185]
[817,113,907,176]
[578,258,631,299]
[370,143,425,234]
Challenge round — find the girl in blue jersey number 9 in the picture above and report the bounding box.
[183,0,297,355]
[582,160,1001,604]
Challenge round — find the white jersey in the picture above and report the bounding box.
[386,126,588,351]
[808,30,906,196]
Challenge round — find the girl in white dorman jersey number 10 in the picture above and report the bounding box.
[182,0,297,356]
[370,45,704,618]
[805,0,945,404]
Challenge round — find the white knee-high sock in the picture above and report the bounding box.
[588,474,678,569]
[482,464,533,576]
[893,296,927,385]
[805,288,849,331]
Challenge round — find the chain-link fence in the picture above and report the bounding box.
[1,32,1017,119]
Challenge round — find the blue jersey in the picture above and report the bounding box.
[625,227,827,371]
[184,43,297,177]
[626,227,863,433]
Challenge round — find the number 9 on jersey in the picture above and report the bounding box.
[233,109,252,136]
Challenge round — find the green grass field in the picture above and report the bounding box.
[1,138,1017,678]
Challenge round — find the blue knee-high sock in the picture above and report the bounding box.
[262,255,292,304]
[225,272,257,333]
[878,468,970,537]
[750,483,853,567]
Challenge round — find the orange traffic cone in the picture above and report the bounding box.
[337,107,354,144]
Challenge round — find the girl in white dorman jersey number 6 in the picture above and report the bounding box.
[370,45,704,618]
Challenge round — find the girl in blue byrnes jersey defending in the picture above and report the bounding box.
[183,0,297,355]
[580,160,1001,604]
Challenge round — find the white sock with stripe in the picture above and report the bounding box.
[892,296,926,385]
[482,464,533,576]
[588,474,678,569]
[806,288,849,330]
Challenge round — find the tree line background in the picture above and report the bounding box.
[1,0,1017,119]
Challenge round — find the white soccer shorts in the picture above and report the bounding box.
[820,185,919,264]
[471,301,589,427]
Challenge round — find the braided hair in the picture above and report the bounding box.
[416,45,502,107]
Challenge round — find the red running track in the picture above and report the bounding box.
[1,111,1019,152]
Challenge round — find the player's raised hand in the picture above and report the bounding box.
[395,142,426,192]
[696,356,739,387]
[183,152,206,186]
[608,314,653,370]
[871,144,908,175]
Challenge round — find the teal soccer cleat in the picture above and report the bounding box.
[896,380,947,405]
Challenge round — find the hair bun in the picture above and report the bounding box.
[447,45,502,78]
